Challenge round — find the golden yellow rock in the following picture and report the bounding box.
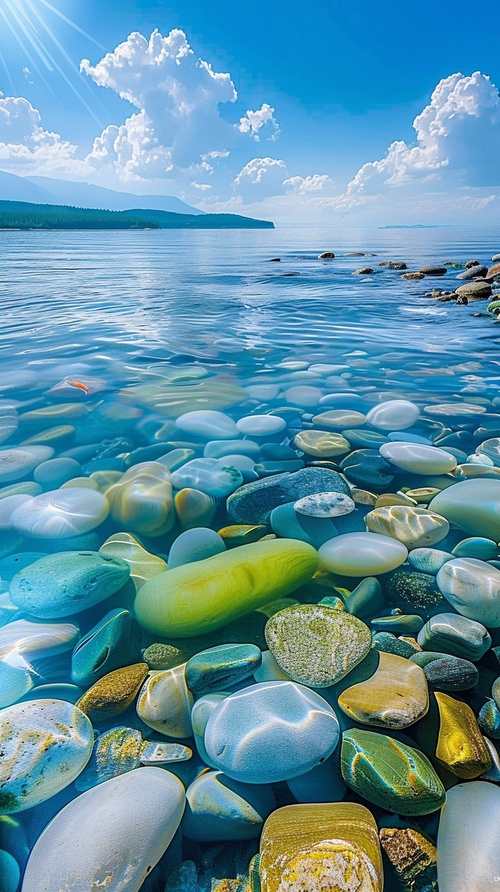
[217,524,269,548]
[435,691,491,778]
[379,827,437,891]
[76,662,149,721]
[293,429,351,458]
[106,462,175,536]
[375,493,418,508]
[338,651,429,729]
[99,532,167,591]
[259,803,383,892]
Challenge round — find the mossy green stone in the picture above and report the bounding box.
[341,729,446,816]
[264,604,371,687]
[134,539,319,638]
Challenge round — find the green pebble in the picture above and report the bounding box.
[185,643,262,695]
[134,538,319,638]
[264,604,372,687]
[372,632,421,658]
[343,577,385,618]
[142,643,184,670]
[385,569,447,614]
[371,614,424,635]
[341,728,446,816]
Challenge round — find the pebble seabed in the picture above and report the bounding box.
[4,249,500,892]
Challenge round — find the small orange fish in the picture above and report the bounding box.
[67,379,90,394]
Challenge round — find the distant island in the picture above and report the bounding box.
[0,199,274,230]
[379,224,441,229]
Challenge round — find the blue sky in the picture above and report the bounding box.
[1,0,500,223]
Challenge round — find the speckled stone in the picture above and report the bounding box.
[340,449,396,491]
[185,643,262,695]
[0,699,93,813]
[204,681,340,784]
[20,767,186,892]
[0,446,54,484]
[259,803,383,892]
[478,700,500,739]
[293,491,355,518]
[9,550,130,618]
[437,781,500,892]
[436,558,500,627]
[134,539,319,638]
[319,531,408,576]
[341,728,446,816]
[293,429,351,457]
[380,827,437,892]
[183,770,275,842]
[417,691,491,778]
[74,726,144,791]
[386,568,446,613]
[365,505,450,549]
[411,652,479,691]
[264,604,371,687]
[417,613,492,661]
[136,663,194,738]
[372,632,421,658]
[142,642,184,670]
[71,609,141,687]
[76,662,149,721]
[227,467,351,524]
[338,651,429,729]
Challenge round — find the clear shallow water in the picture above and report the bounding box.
[2,226,500,892]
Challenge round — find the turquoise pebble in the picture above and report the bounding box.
[33,458,81,488]
[186,643,262,695]
[204,681,340,783]
[0,662,34,708]
[451,537,498,560]
[182,770,275,841]
[387,432,433,445]
[478,700,500,739]
[372,632,420,658]
[341,429,389,449]
[260,444,298,461]
[19,683,83,703]
[417,613,492,661]
[407,547,454,575]
[343,577,385,618]
[254,460,305,476]
[71,608,141,686]
[10,552,130,619]
[0,849,20,892]
[0,553,45,581]
[371,614,424,635]
[270,501,338,547]
[168,528,226,569]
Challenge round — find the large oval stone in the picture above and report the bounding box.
[379,442,457,475]
[437,782,500,892]
[0,699,93,813]
[227,467,351,524]
[430,479,500,539]
[265,604,371,687]
[318,532,408,576]
[437,558,500,627]
[21,767,185,892]
[338,651,429,729]
[341,728,445,816]
[9,551,130,618]
[10,487,109,538]
[204,681,339,783]
[134,539,319,638]
[365,505,450,549]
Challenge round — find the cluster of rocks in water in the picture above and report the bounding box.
[4,337,500,892]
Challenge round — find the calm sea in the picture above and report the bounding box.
[1,225,499,396]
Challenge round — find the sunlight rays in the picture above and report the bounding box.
[0,0,105,123]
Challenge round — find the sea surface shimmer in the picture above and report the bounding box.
[2,226,500,892]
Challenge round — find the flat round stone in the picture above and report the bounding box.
[293,491,355,518]
[430,479,500,539]
[379,442,457,475]
[319,532,408,576]
[265,604,371,687]
[236,415,286,437]
[0,446,54,484]
[204,681,339,783]
[366,400,420,431]
[312,409,367,431]
[293,429,351,457]
[437,558,500,627]
[10,487,109,538]
[338,651,429,729]
[365,505,450,549]
[175,410,239,439]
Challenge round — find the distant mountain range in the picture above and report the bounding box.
[0,170,204,215]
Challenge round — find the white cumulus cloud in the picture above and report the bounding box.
[238,103,280,141]
[283,174,335,193]
[0,94,85,176]
[233,156,288,198]
[335,71,500,208]
[81,28,238,179]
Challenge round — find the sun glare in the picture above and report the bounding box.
[0,0,106,120]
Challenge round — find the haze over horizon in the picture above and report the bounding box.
[1,0,499,226]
